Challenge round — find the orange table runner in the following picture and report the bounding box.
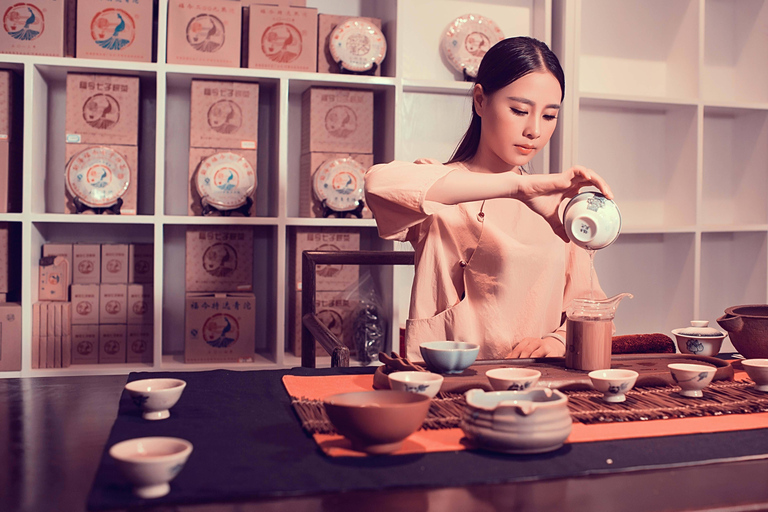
[283,371,768,458]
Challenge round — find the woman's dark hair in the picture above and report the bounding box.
[447,37,565,164]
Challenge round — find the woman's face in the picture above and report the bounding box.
[474,71,562,169]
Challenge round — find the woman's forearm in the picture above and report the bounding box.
[425,168,519,205]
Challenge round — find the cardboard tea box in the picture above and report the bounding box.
[185,226,253,292]
[72,243,101,284]
[53,302,61,367]
[126,324,152,363]
[64,143,138,215]
[184,293,256,363]
[100,243,129,283]
[317,14,382,75]
[298,152,373,218]
[62,302,72,367]
[0,302,21,371]
[99,324,126,363]
[0,223,6,293]
[43,243,73,284]
[128,243,153,283]
[0,0,67,57]
[71,324,99,364]
[0,71,21,214]
[166,0,241,68]
[99,283,127,324]
[45,302,54,368]
[127,283,152,324]
[189,79,259,150]
[65,74,140,146]
[187,147,257,216]
[32,302,41,368]
[75,0,154,62]
[301,87,373,154]
[71,284,100,324]
[38,255,69,301]
[244,3,317,72]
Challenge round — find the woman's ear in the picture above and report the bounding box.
[473,84,485,117]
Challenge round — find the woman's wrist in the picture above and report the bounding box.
[543,332,566,346]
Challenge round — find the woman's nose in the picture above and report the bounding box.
[524,119,540,139]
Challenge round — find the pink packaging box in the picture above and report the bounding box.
[317,14,382,75]
[299,152,373,218]
[75,0,154,62]
[73,243,101,283]
[0,223,8,293]
[187,147,257,217]
[46,302,54,367]
[71,283,100,324]
[62,302,71,367]
[53,302,61,367]
[64,143,138,216]
[127,283,152,324]
[0,70,11,141]
[65,74,139,146]
[0,0,66,57]
[99,324,126,363]
[245,3,317,72]
[38,255,69,301]
[128,243,153,283]
[100,283,127,324]
[184,292,256,363]
[0,302,21,371]
[301,87,373,154]
[43,243,73,285]
[100,243,129,283]
[71,324,99,364]
[166,0,241,68]
[185,226,253,292]
[126,323,152,363]
[190,79,259,150]
[32,302,40,368]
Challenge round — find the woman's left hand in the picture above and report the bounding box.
[508,337,565,358]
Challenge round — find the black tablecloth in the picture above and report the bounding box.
[87,367,768,510]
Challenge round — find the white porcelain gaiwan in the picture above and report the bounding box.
[388,371,444,398]
[109,437,193,498]
[125,378,187,420]
[671,320,727,357]
[562,191,621,250]
[460,388,573,454]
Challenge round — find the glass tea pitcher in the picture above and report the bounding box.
[565,293,632,371]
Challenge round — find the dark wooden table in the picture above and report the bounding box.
[3,374,768,512]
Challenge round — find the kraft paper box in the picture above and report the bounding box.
[73,243,101,284]
[38,255,69,301]
[71,284,99,324]
[75,0,154,62]
[65,74,139,146]
[46,300,54,368]
[32,302,40,368]
[43,243,73,285]
[99,324,126,363]
[184,293,256,363]
[0,302,21,371]
[301,87,373,154]
[53,302,61,367]
[185,226,253,292]
[0,223,6,292]
[71,324,99,364]
[100,243,129,283]
[290,290,357,357]
[126,323,152,363]
[128,243,153,283]
[0,70,11,141]
[127,283,152,324]
[190,79,259,150]
[245,3,317,72]
[0,0,66,57]
[317,14,382,75]
[166,0,241,68]
[62,302,71,367]
[100,283,127,324]
[299,152,373,218]
[187,147,257,216]
[39,302,48,367]
[292,227,360,292]
[64,144,138,215]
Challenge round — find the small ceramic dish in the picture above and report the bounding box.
[388,371,444,398]
[109,437,193,498]
[588,369,639,402]
[486,368,541,391]
[124,378,187,420]
[419,341,479,374]
[671,320,727,357]
[741,359,768,392]
[668,363,717,398]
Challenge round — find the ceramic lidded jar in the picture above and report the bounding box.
[671,320,727,357]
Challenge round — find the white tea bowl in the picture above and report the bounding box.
[588,369,639,402]
[668,363,717,398]
[486,368,541,392]
[125,378,187,420]
[109,437,193,499]
[419,341,479,374]
[388,371,444,398]
[562,191,621,250]
[741,359,768,392]
[671,320,727,357]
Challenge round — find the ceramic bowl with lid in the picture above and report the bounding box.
[671,320,727,357]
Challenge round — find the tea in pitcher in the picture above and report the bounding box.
[565,317,613,371]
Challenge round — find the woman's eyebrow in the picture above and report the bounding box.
[507,96,561,110]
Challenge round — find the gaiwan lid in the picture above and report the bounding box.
[676,320,723,337]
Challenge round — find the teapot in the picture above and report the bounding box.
[562,191,622,250]
[565,293,633,371]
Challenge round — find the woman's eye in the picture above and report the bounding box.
[544,114,558,121]
[511,108,527,116]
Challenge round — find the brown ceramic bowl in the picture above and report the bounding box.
[717,305,768,358]
[323,390,431,454]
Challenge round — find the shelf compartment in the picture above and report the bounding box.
[703,0,768,104]
[702,106,768,226]
[577,0,698,99]
[577,98,697,229]
[593,232,695,337]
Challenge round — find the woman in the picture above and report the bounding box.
[364,37,612,361]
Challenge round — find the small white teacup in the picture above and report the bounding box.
[388,371,444,398]
[668,363,716,398]
[486,368,542,392]
[588,369,639,402]
[741,359,768,392]
[109,437,193,498]
[125,378,187,420]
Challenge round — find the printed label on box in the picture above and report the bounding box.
[65,74,139,146]
[184,293,256,363]
[246,4,318,72]
[99,324,126,363]
[185,227,253,292]
[190,80,259,149]
[99,283,127,324]
[71,324,99,364]
[73,244,101,284]
[75,0,154,62]
[0,0,66,57]
[126,324,152,363]
[127,283,152,324]
[301,87,373,154]
[100,244,129,283]
[0,303,21,371]
[71,284,100,324]
[166,0,241,68]
[38,255,69,301]
[128,243,153,283]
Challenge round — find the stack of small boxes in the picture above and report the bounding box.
[66,243,153,365]
[64,72,140,215]
[184,226,256,363]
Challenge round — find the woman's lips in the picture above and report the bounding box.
[516,145,535,155]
